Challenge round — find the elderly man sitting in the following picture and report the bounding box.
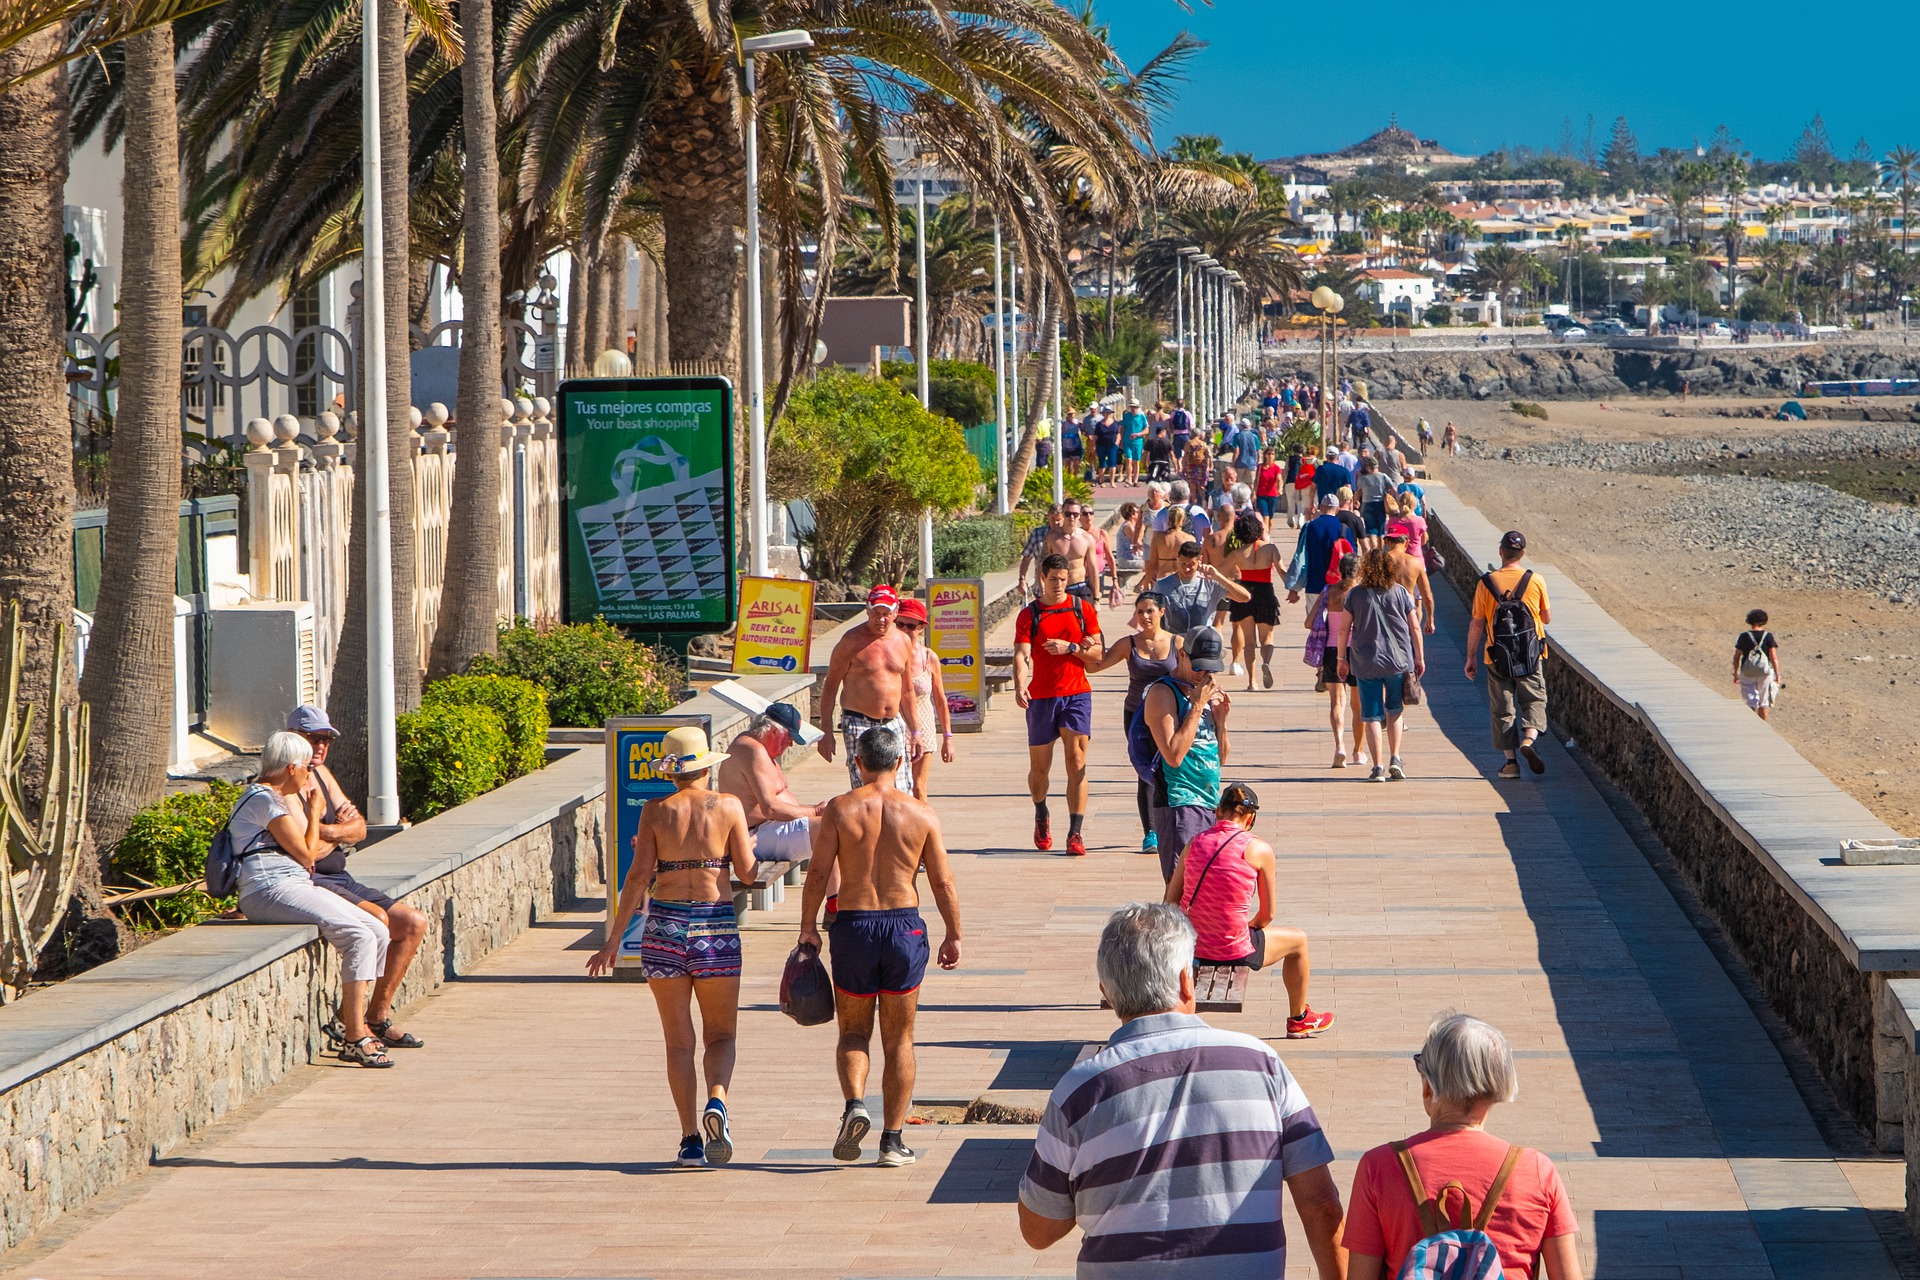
[1018,902,1347,1278]
[718,703,822,866]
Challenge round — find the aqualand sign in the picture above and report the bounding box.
[732,576,816,675]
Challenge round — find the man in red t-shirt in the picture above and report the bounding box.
[1013,553,1104,855]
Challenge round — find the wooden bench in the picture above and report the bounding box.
[731,860,792,915]
[1194,964,1248,1013]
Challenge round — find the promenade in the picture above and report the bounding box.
[7,580,1908,1279]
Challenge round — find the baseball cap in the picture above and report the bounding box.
[1385,521,1413,542]
[1500,530,1527,552]
[287,705,338,738]
[764,702,804,739]
[1183,625,1227,672]
[1318,493,1339,509]
[866,584,900,611]
[897,597,928,623]
[1178,540,1202,557]
[1220,781,1260,812]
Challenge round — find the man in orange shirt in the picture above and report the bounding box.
[1014,553,1105,855]
[1464,530,1551,780]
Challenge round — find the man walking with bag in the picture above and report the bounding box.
[1465,530,1551,780]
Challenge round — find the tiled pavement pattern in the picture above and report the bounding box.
[8,580,1909,1280]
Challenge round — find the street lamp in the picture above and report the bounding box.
[1177,247,1201,410]
[359,0,398,824]
[1310,284,1344,448]
[1226,271,1243,410]
[741,28,814,578]
[1195,257,1218,420]
[911,152,934,588]
[992,216,1008,513]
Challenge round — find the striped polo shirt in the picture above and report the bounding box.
[1018,1012,1333,1279]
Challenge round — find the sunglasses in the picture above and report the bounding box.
[897,620,924,631]
[1412,1051,1425,1076]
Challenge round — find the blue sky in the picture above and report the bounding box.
[1093,0,1920,163]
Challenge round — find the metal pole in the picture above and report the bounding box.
[992,217,1008,513]
[1008,257,1020,495]
[1050,276,1063,507]
[744,56,769,577]
[513,432,529,618]
[360,0,398,826]
[1175,255,1186,407]
[915,174,933,588]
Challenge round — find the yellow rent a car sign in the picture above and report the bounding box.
[732,576,816,675]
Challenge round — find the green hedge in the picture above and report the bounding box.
[397,703,510,820]
[933,515,1020,578]
[111,780,242,928]
[469,619,679,728]
[423,673,550,778]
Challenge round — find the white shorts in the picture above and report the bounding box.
[752,817,813,863]
[1739,677,1775,710]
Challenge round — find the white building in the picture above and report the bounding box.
[1356,268,1437,323]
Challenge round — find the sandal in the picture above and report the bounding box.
[340,1035,395,1068]
[322,1015,349,1048]
[369,1017,424,1049]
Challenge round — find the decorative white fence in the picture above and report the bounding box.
[240,398,561,698]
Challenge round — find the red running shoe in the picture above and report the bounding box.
[1286,1007,1335,1039]
[1033,815,1052,851]
[1065,832,1088,857]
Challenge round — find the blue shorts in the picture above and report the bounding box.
[1357,675,1406,724]
[1097,444,1120,468]
[829,908,929,997]
[640,899,742,980]
[1027,692,1094,746]
[1363,501,1388,536]
[1124,441,1144,460]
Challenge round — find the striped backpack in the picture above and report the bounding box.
[1391,1142,1524,1280]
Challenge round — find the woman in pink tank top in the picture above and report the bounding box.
[1163,784,1335,1040]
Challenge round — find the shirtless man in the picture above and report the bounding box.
[1015,504,1069,593]
[799,727,962,1168]
[817,584,920,791]
[717,702,822,865]
[1023,501,1100,601]
[1384,521,1437,636]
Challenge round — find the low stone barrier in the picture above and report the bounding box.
[0,674,811,1254]
[1422,482,1920,1159]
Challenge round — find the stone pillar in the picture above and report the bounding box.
[242,417,277,599]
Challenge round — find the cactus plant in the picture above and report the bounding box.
[0,601,91,1001]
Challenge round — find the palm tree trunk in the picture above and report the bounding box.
[603,237,629,360]
[582,244,606,368]
[1004,271,1057,500]
[80,25,182,854]
[329,0,422,797]
[652,251,671,367]
[565,245,588,376]
[0,33,113,962]
[425,0,503,680]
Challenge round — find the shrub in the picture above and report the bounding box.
[470,619,680,727]
[112,780,242,928]
[1021,465,1092,509]
[933,515,1019,578]
[397,702,510,821]
[423,673,550,778]
[1510,401,1549,421]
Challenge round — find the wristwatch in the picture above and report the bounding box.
[1067,642,1081,655]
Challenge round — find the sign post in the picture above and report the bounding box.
[604,713,712,971]
[926,578,985,732]
[558,376,737,632]
[732,576,816,675]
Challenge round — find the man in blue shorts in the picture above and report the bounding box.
[1014,553,1103,855]
[800,727,962,1168]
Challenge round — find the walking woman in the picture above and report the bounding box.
[588,726,755,1167]
[1338,547,1424,783]
[1312,553,1366,769]
[1222,511,1285,691]
[897,597,955,798]
[1091,590,1180,857]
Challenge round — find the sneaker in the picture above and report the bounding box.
[1520,741,1546,774]
[1141,831,1159,854]
[1387,757,1406,781]
[877,1133,918,1167]
[1229,662,1246,676]
[1498,761,1521,779]
[1367,767,1386,783]
[1261,661,1274,689]
[1286,1008,1336,1039]
[701,1099,733,1166]
[833,1102,871,1162]
[677,1134,706,1167]
[1065,832,1088,857]
[1033,815,1052,851]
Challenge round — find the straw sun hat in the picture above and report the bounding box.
[655,725,728,776]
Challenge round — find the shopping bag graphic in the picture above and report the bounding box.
[575,435,729,606]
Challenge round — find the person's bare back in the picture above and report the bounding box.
[821,783,940,912]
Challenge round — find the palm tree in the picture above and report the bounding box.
[1131,204,1307,320]
[1665,162,1713,249]
[1465,244,1534,308]
[77,23,183,853]
[0,0,224,86]
[427,0,506,679]
[1884,144,1920,257]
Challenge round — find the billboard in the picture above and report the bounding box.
[559,376,736,631]
[604,714,712,969]
[926,578,984,729]
[732,576,816,675]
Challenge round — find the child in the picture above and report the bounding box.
[1734,609,1784,721]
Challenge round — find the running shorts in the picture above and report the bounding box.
[829,907,930,997]
[1228,580,1280,626]
[1198,927,1265,971]
[1027,692,1094,745]
[640,899,742,981]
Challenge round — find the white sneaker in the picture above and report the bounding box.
[1230,662,1246,675]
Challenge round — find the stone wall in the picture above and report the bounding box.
[0,675,809,1255]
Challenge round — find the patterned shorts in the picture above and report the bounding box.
[839,710,914,790]
[640,899,742,981]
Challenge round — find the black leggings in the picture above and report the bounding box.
[1137,776,1152,837]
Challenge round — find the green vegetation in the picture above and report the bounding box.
[111,781,242,929]
[421,674,550,779]
[1509,401,1549,421]
[933,515,1020,579]
[881,358,997,427]
[1022,465,1092,509]
[471,619,680,728]
[397,702,511,821]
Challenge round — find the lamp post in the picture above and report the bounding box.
[1050,277,1063,507]
[913,158,933,589]
[360,0,398,824]
[1225,271,1241,412]
[1176,247,1200,410]
[741,28,814,579]
[1194,257,1215,420]
[1008,256,1020,494]
[992,216,1008,512]
[1310,284,1344,449]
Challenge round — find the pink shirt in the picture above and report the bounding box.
[1180,820,1258,961]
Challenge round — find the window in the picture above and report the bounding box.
[292,282,322,416]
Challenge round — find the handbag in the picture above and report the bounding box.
[778,942,835,1026]
[1283,529,1309,592]
[1402,669,1424,706]
[1303,595,1329,667]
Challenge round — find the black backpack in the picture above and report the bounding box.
[1481,571,1542,679]
[1026,594,1091,643]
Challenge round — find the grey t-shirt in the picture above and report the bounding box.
[1355,472,1393,506]
[1153,572,1227,634]
[1343,583,1416,679]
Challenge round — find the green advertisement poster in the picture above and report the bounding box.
[558,377,736,630]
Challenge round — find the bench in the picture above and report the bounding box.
[1100,964,1248,1014]
[732,859,794,914]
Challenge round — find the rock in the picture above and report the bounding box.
[965,1090,1051,1125]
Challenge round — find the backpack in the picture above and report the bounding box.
[1480,571,1541,680]
[1390,1142,1524,1280]
[1026,594,1091,645]
[204,784,275,898]
[1739,631,1775,682]
[1125,675,1189,787]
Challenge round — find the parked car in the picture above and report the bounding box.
[1556,325,1590,340]
[1702,321,1731,337]
[1589,318,1628,335]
